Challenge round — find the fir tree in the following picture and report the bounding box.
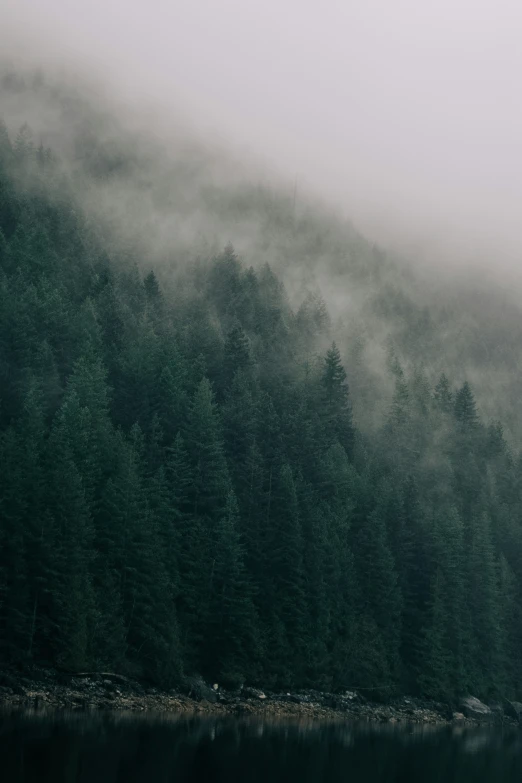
[320,342,354,457]
[454,381,479,430]
[433,373,453,413]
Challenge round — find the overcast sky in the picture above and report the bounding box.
[2,0,522,268]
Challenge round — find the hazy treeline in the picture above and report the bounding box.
[2,105,522,703]
[3,67,522,442]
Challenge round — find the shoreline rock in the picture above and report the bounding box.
[0,668,519,728]
[460,696,494,723]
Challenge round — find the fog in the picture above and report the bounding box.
[2,0,522,277]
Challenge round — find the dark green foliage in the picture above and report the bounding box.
[320,342,354,457]
[354,480,403,688]
[433,373,453,413]
[454,381,479,430]
[0,117,522,704]
[264,463,308,687]
[204,491,260,681]
[417,569,452,701]
[222,323,253,392]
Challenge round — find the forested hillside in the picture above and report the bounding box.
[2,75,522,704]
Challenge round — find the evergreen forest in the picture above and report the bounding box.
[1,72,522,705]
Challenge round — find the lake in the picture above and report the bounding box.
[1,710,521,782]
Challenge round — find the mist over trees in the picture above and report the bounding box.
[2,73,522,703]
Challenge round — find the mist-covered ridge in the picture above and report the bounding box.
[2,66,522,438]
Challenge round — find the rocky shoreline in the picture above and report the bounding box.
[1,668,521,728]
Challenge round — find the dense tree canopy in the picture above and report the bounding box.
[1,114,522,704]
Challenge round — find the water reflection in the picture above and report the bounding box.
[1,708,521,782]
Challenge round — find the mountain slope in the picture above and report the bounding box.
[1,68,522,701]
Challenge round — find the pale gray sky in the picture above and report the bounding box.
[2,0,522,268]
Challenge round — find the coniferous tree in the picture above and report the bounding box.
[204,491,259,683]
[264,463,308,686]
[354,481,403,688]
[320,342,354,457]
[468,511,503,696]
[454,381,479,430]
[433,373,453,413]
[424,506,468,698]
[417,568,452,701]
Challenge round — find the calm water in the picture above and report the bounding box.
[1,710,522,782]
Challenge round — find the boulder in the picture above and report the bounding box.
[504,701,522,724]
[98,672,131,686]
[243,687,267,700]
[460,696,493,722]
[488,703,505,723]
[183,676,218,703]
